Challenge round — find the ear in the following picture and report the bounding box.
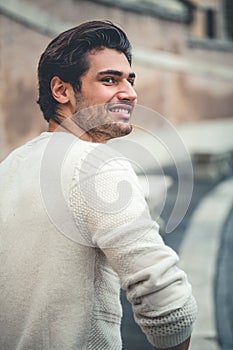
[50,76,71,104]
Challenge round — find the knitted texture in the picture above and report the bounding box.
[137,295,197,348]
[0,132,197,349]
[68,138,197,348]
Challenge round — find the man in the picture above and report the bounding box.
[0,21,197,349]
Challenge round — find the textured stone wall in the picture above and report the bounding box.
[0,15,48,160]
[0,0,232,161]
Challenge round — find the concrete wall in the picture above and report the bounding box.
[0,0,232,160]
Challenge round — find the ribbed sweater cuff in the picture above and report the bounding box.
[146,325,193,349]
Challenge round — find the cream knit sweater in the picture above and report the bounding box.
[0,132,197,349]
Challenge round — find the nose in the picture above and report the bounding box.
[117,81,137,103]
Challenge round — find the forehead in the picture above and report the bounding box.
[85,48,132,75]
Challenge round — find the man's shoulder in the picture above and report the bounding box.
[63,136,132,170]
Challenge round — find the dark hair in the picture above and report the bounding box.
[37,20,132,122]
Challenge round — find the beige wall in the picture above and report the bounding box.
[0,0,232,161]
[0,15,48,159]
[190,0,228,40]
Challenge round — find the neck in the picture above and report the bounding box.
[48,118,96,143]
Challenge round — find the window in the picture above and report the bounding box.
[224,0,233,40]
[205,8,216,39]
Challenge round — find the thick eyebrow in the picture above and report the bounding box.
[97,70,136,79]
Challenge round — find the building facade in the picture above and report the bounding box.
[0,0,232,160]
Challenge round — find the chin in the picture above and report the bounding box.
[110,122,133,139]
[89,123,133,142]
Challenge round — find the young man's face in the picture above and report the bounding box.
[73,48,137,142]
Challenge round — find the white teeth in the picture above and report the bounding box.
[111,108,129,114]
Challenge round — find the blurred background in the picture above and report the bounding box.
[0,1,233,349]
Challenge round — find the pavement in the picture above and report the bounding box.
[164,118,233,350]
[116,117,233,350]
[179,177,233,350]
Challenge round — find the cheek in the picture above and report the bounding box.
[79,84,115,108]
[91,87,115,104]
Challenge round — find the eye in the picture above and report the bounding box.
[128,79,135,87]
[101,77,117,85]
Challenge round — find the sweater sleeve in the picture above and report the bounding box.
[69,143,197,349]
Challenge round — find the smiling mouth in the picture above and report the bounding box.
[107,103,133,117]
[109,107,130,114]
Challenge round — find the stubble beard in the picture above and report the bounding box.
[72,94,133,142]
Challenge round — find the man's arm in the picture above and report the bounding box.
[153,336,190,350]
[70,147,197,349]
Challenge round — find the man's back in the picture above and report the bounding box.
[0,132,123,349]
